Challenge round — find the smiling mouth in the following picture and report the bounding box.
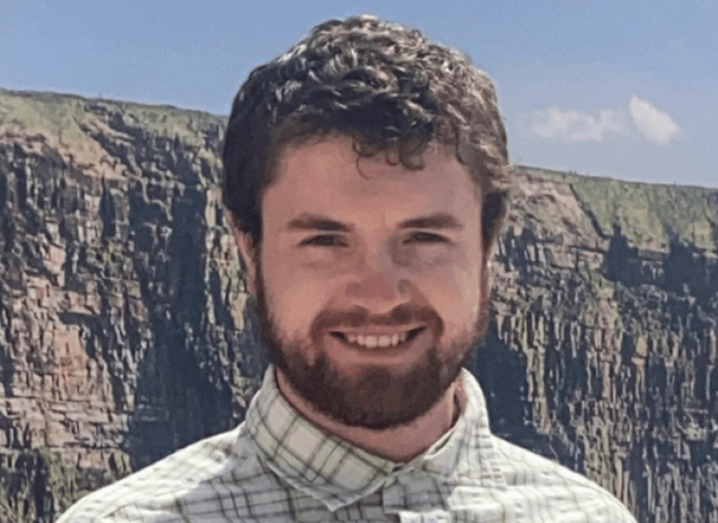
[330,327,426,349]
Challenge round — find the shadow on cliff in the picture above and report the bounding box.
[469,318,564,462]
[605,224,718,305]
[120,143,234,471]
[86,120,269,472]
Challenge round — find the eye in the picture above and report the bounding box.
[300,232,446,248]
[301,235,346,247]
[407,232,446,243]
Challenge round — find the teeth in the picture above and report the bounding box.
[340,329,416,348]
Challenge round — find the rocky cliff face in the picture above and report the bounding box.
[0,89,716,523]
[473,168,718,523]
[0,90,268,522]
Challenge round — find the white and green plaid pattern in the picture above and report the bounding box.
[57,366,637,522]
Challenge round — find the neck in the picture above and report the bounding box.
[275,368,463,463]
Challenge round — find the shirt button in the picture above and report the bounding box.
[397,474,412,486]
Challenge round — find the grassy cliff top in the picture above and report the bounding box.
[518,166,718,251]
[0,88,225,147]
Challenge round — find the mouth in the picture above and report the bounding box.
[329,326,426,350]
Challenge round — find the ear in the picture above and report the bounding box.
[229,214,259,297]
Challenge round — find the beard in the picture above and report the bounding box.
[252,254,491,430]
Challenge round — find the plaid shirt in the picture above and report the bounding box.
[58,366,637,522]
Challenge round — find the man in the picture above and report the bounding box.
[59,15,637,522]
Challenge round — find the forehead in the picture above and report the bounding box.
[263,136,481,227]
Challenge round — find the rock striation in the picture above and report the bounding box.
[473,168,718,523]
[0,88,717,522]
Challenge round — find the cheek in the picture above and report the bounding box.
[434,265,481,322]
[273,282,320,333]
[260,252,320,334]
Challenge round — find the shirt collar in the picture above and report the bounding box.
[244,365,504,511]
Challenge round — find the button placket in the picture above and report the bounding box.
[381,473,404,516]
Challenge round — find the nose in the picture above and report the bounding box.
[347,272,396,300]
[345,246,409,301]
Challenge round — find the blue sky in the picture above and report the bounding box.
[2,0,716,188]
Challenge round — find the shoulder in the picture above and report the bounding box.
[56,423,268,523]
[490,437,638,523]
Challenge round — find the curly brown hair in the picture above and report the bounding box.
[222,15,510,257]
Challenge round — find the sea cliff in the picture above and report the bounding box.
[0,88,716,522]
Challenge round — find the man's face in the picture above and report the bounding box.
[236,135,490,429]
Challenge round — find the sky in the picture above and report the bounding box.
[1,0,716,189]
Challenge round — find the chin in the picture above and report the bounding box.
[276,341,469,429]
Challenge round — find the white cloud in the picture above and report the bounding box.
[628,96,680,144]
[525,97,681,146]
[526,107,629,142]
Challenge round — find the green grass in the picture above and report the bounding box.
[518,166,718,250]
[0,447,131,521]
[0,88,226,148]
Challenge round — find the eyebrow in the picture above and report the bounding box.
[286,212,464,232]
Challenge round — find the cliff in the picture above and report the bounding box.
[0,88,716,522]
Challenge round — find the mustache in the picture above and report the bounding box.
[310,303,443,338]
